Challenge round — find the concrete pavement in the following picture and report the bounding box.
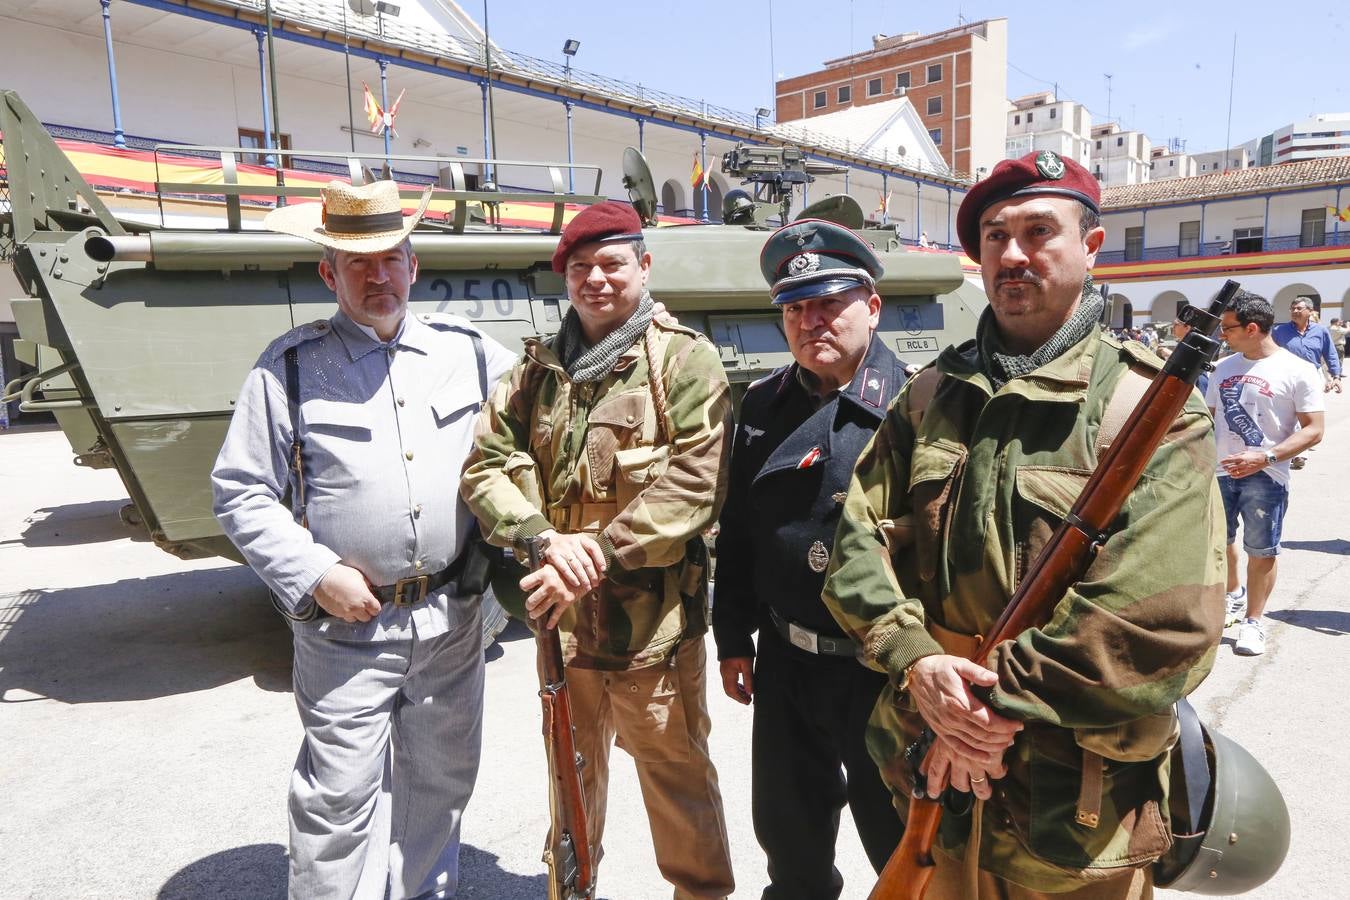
[2,390,1347,898]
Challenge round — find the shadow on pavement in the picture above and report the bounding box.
[1281,538,1350,556]
[459,844,550,897]
[159,843,287,899]
[1266,608,1350,636]
[0,565,292,704]
[1,499,151,548]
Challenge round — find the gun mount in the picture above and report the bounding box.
[719,143,848,225]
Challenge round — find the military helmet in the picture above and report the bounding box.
[1153,713,1291,893]
[722,189,756,225]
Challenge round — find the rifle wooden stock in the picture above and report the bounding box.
[868,281,1240,900]
[527,537,596,900]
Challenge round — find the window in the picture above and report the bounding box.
[238,128,291,165]
[867,77,883,97]
[1049,108,1057,119]
[1027,111,1034,123]
[1301,208,1327,247]
[927,96,942,116]
[813,90,827,109]
[1117,136,1124,147]
[1096,140,1102,150]
[1233,226,1263,254]
[838,85,851,104]
[1169,159,1175,167]
[1014,114,1021,125]
[1124,226,1144,261]
[1178,220,1200,257]
[896,71,910,90]
[927,63,942,83]
[929,128,942,145]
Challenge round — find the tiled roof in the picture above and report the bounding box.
[1102,156,1350,209]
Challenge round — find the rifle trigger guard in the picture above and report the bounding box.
[1064,512,1109,551]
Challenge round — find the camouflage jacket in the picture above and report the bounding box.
[822,325,1225,890]
[461,315,732,670]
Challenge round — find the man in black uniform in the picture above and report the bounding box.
[714,219,906,899]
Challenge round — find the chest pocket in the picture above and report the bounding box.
[1013,466,1091,587]
[586,389,650,493]
[431,380,483,427]
[302,398,371,442]
[907,438,967,586]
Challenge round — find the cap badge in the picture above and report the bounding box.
[795,227,818,247]
[807,540,830,573]
[1036,150,1066,180]
[787,252,821,276]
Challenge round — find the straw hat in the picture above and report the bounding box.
[264,179,433,254]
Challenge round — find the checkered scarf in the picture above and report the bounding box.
[978,278,1105,390]
[553,290,654,384]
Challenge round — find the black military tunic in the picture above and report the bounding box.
[714,334,906,899]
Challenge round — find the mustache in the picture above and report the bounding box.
[996,267,1043,286]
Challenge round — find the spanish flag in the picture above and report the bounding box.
[363,82,382,132]
[690,152,709,191]
[1327,205,1350,223]
[875,190,891,218]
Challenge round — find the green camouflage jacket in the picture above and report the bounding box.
[461,315,732,670]
[822,325,1225,891]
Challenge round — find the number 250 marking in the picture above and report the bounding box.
[431,278,516,317]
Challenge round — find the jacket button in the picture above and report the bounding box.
[626,414,635,423]
[397,397,405,407]
[405,450,414,461]
[413,504,423,518]
[415,559,425,570]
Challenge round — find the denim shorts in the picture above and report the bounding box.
[1218,472,1289,557]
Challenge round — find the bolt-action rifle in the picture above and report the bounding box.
[525,535,596,900]
[868,280,1242,900]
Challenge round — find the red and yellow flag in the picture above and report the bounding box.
[362,82,382,132]
[690,152,709,191]
[1327,205,1350,223]
[875,190,891,218]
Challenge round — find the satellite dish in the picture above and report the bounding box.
[795,194,865,230]
[896,145,907,158]
[622,147,659,227]
[349,0,376,15]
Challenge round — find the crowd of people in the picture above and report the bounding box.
[204,149,1314,900]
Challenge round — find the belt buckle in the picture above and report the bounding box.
[393,574,429,607]
[787,621,819,654]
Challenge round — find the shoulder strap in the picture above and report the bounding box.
[642,330,671,445]
[1095,364,1152,457]
[283,346,307,527]
[469,331,488,402]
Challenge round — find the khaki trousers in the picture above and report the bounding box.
[928,846,1153,900]
[562,638,735,900]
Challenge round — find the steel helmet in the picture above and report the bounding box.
[1153,703,1291,894]
[722,189,756,225]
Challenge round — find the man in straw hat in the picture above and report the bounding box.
[461,200,737,897]
[212,179,515,899]
[821,150,1225,898]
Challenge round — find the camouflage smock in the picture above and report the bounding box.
[461,315,732,671]
[821,325,1226,891]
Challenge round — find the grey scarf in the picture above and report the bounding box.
[978,279,1105,390]
[553,290,654,383]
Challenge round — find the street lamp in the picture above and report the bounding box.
[375,1,399,36]
[755,106,771,130]
[562,38,580,79]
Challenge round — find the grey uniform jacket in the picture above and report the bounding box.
[212,310,515,642]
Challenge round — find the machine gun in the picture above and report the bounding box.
[720,143,846,225]
[526,535,596,900]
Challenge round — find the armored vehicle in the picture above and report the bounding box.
[1,90,985,639]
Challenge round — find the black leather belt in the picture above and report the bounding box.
[769,608,859,657]
[371,554,464,607]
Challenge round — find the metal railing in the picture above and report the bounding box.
[1096,231,1350,265]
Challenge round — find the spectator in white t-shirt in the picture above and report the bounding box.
[1205,290,1325,656]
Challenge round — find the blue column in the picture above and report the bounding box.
[1335,187,1343,246]
[1198,202,1206,257]
[480,80,491,160]
[637,117,645,154]
[100,0,126,149]
[1262,195,1270,251]
[253,29,275,167]
[915,180,923,244]
[565,100,575,193]
[844,169,850,195]
[699,132,709,223]
[379,59,391,164]
[1141,208,1148,261]
[946,187,953,250]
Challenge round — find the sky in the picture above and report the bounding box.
[477,0,1347,154]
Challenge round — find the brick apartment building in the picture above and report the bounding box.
[774,18,1007,177]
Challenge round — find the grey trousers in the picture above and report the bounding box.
[288,606,484,900]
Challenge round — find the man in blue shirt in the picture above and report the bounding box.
[1272,297,1342,393]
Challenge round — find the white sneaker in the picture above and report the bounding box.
[1234,618,1266,656]
[1224,587,1247,627]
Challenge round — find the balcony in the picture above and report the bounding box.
[1096,230,1350,264]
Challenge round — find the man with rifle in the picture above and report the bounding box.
[461,201,736,899]
[822,150,1226,898]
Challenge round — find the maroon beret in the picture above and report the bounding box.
[551,200,644,273]
[956,150,1100,261]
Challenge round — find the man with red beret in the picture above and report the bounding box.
[822,150,1225,897]
[462,201,736,897]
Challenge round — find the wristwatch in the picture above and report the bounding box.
[1264,450,1278,466]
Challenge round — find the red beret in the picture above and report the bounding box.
[551,200,644,273]
[956,150,1100,261]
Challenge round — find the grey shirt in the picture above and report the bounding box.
[212,310,515,642]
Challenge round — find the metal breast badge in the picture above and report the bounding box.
[807,540,830,573]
